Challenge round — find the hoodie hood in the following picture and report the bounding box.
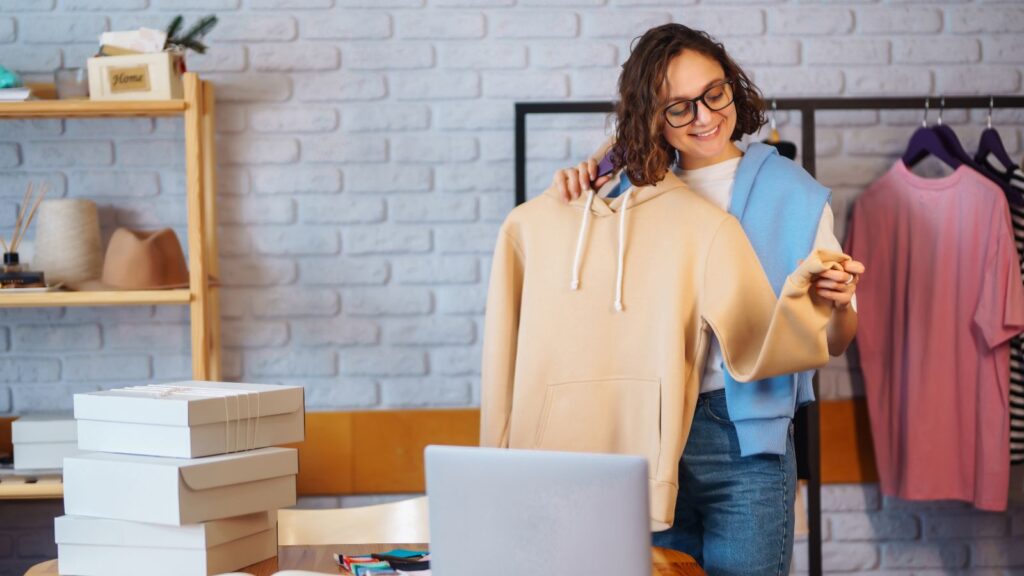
[544,169,688,216]
[546,171,690,312]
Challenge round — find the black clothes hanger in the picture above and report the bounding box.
[976,96,1020,176]
[763,100,797,160]
[902,98,961,169]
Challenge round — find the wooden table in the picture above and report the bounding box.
[26,544,705,575]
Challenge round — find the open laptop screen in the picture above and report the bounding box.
[425,445,651,576]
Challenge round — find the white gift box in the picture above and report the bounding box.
[86,52,185,101]
[74,381,305,458]
[12,413,79,470]
[55,511,277,576]
[63,447,298,525]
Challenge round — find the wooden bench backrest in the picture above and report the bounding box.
[0,401,875,493]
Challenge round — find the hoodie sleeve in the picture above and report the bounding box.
[702,216,849,382]
[479,224,525,448]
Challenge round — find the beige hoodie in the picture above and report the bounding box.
[479,170,848,529]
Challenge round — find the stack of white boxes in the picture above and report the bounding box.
[54,381,306,576]
[11,414,79,471]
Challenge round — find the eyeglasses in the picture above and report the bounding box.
[662,80,736,129]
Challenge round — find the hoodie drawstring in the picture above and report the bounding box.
[569,187,632,312]
[570,188,596,290]
[614,188,632,312]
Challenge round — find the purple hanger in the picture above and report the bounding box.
[933,97,1024,206]
[596,148,617,180]
[902,98,960,169]
[931,105,976,167]
[977,129,1017,174]
[975,97,1019,175]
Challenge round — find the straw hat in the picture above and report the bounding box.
[70,228,189,291]
[32,199,103,285]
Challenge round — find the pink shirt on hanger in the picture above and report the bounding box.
[847,162,1024,511]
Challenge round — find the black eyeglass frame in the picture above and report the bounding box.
[662,79,737,129]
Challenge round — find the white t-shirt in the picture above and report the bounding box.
[674,157,847,394]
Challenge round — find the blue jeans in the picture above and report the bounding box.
[653,389,797,576]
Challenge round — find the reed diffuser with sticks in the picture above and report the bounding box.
[0,182,48,288]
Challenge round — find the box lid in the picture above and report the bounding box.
[73,381,303,427]
[65,447,298,491]
[179,447,297,491]
[55,510,276,548]
[65,444,296,487]
[11,413,77,443]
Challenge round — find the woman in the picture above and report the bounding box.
[550,24,864,575]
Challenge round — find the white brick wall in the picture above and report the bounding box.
[2,1,1024,574]
[789,486,1024,574]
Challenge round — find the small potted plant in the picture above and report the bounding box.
[164,14,219,60]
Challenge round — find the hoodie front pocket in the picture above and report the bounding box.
[534,377,662,475]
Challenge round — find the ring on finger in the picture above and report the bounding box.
[843,273,856,285]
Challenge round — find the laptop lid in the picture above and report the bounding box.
[424,445,651,576]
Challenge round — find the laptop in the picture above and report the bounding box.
[424,445,651,576]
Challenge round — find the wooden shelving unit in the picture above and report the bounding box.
[0,73,222,380]
[0,289,192,308]
[0,100,186,119]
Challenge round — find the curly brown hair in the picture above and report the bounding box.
[612,24,767,187]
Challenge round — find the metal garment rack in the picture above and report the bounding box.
[514,95,1024,576]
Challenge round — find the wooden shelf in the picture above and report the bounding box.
[0,478,63,500]
[0,289,191,308]
[0,99,187,119]
[0,73,221,379]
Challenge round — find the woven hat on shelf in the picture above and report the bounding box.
[32,199,103,285]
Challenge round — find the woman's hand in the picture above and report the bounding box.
[552,159,613,203]
[814,259,865,310]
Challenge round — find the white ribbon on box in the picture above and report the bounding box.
[112,384,264,454]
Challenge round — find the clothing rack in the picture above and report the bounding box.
[514,94,1024,576]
